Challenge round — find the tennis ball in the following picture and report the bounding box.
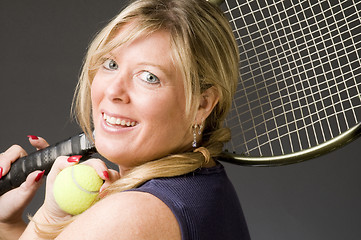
[53,164,103,215]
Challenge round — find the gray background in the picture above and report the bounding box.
[0,1,360,239]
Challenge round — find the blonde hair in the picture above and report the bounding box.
[35,0,239,238]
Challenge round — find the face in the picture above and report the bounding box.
[91,28,194,170]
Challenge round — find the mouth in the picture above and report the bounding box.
[102,112,138,127]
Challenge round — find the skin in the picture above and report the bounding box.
[91,29,195,173]
[0,143,45,240]
[1,27,220,240]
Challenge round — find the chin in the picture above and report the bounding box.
[95,141,120,161]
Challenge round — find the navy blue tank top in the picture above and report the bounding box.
[129,162,251,240]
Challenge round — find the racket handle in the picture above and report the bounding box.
[0,133,96,196]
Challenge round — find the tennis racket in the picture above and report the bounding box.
[1,0,360,195]
[212,0,361,166]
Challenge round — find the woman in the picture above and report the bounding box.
[0,0,250,239]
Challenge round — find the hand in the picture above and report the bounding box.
[38,156,120,222]
[0,136,49,239]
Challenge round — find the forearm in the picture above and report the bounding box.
[0,221,27,240]
[19,206,70,239]
[19,207,47,239]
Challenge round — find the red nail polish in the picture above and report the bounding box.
[103,171,109,180]
[27,135,39,140]
[0,167,3,179]
[67,155,82,163]
[35,170,45,182]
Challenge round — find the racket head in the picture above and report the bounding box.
[219,0,361,166]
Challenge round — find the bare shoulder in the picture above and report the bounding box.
[57,191,181,240]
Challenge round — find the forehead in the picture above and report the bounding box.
[112,27,170,54]
[104,23,178,62]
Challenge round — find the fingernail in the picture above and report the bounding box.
[27,135,39,140]
[35,170,45,182]
[67,155,82,163]
[0,167,3,179]
[103,171,109,180]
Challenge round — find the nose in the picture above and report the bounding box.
[105,74,131,104]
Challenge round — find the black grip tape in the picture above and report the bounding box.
[0,133,96,196]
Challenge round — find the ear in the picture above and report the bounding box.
[195,86,219,123]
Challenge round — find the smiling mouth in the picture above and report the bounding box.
[103,113,138,127]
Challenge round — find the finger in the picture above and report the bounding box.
[99,169,120,193]
[0,145,28,176]
[0,170,44,221]
[107,169,120,182]
[27,135,50,150]
[18,170,45,194]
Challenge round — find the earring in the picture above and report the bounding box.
[192,124,198,148]
[192,119,204,148]
[198,121,203,135]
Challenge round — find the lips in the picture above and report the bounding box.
[102,112,137,127]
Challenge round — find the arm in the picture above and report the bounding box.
[0,221,26,240]
[53,191,181,240]
[0,137,49,240]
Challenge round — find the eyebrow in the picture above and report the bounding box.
[104,52,116,59]
[137,61,172,77]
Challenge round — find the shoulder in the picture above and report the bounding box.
[57,191,181,240]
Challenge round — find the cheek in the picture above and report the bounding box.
[90,78,102,110]
[142,90,185,120]
[142,91,190,136]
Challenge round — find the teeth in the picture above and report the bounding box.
[103,113,136,127]
[109,117,117,124]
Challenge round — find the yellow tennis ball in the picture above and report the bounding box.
[53,164,103,215]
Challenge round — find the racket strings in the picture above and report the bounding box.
[222,0,361,157]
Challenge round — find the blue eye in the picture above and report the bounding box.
[136,71,160,84]
[103,59,118,70]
